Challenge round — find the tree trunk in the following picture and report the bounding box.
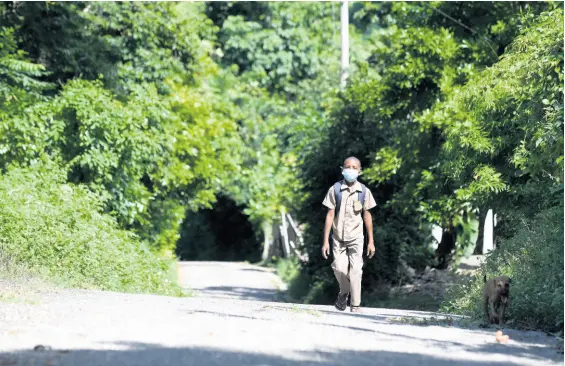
[261,221,273,262]
[435,227,456,270]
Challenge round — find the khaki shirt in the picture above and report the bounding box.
[322,180,377,242]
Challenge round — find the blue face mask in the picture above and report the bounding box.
[342,168,359,182]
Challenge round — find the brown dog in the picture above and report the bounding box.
[483,274,511,325]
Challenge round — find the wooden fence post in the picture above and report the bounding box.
[286,213,304,247]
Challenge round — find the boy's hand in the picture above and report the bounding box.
[367,240,375,259]
[321,241,330,259]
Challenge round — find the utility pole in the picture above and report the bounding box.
[340,0,349,89]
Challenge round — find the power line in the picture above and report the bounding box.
[422,2,499,59]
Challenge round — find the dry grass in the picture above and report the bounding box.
[0,252,55,305]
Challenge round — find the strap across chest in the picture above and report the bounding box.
[333,181,366,214]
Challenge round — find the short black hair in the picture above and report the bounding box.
[343,156,361,168]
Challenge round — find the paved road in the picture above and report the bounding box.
[177,261,287,301]
[0,261,562,366]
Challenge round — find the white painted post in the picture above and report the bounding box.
[483,209,494,254]
[280,210,290,258]
[431,224,443,246]
[340,0,349,89]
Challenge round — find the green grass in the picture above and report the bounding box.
[261,304,322,317]
[0,161,185,297]
[269,256,321,302]
[289,304,322,317]
[275,257,302,284]
[388,315,475,328]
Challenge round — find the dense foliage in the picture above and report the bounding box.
[0,1,562,331]
[292,2,562,307]
[439,9,564,331]
[0,161,182,295]
[1,2,241,259]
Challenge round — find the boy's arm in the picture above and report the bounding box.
[321,187,336,259]
[321,209,334,259]
[363,210,375,258]
[363,210,373,243]
[323,209,335,245]
[363,188,377,258]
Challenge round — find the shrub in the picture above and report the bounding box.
[0,160,184,296]
[275,257,301,284]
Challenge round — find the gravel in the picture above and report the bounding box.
[0,261,562,366]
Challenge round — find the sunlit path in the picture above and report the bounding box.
[178,261,287,301]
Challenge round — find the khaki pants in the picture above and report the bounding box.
[331,235,364,307]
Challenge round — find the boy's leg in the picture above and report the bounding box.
[331,237,351,296]
[346,236,364,308]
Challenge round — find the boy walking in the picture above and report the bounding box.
[321,156,377,313]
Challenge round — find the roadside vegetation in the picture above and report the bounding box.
[0,2,562,332]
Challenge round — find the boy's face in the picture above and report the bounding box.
[343,158,360,173]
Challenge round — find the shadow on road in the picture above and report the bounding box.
[240,268,274,273]
[188,309,379,334]
[186,309,561,364]
[195,286,284,302]
[1,342,549,366]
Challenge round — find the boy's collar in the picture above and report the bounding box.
[340,180,362,192]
